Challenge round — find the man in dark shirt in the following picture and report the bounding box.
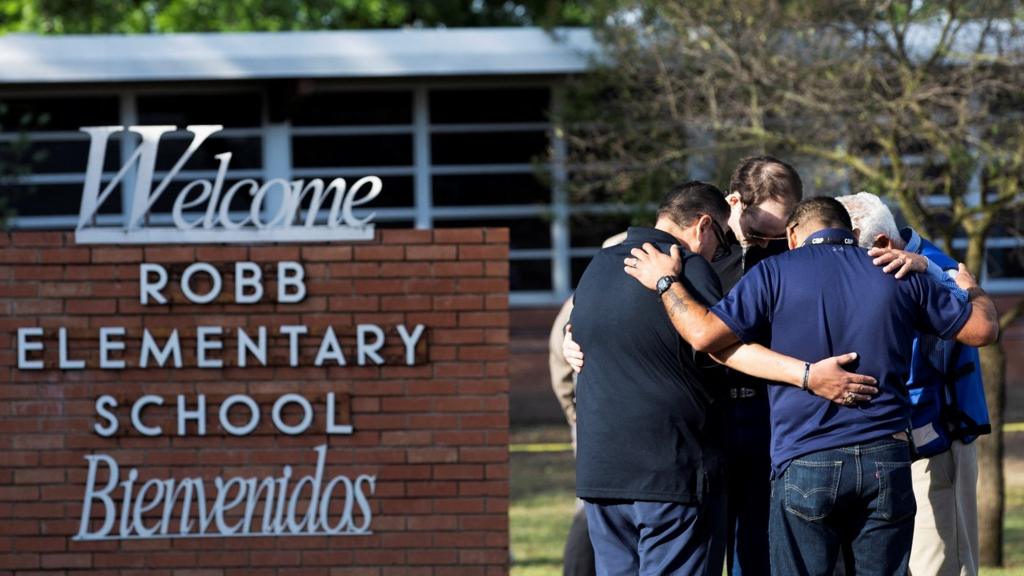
[571,181,731,575]
[622,196,1000,575]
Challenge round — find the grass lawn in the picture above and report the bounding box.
[510,426,1024,576]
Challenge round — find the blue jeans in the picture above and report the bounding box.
[769,437,916,576]
[585,499,712,575]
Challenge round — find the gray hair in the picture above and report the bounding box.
[836,192,903,249]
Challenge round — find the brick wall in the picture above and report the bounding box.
[0,228,510,575]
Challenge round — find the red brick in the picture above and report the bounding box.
[485,261,509,277]
[379,229,433,244]
[407,549,457,564]
[40,247,90,264]
[433,262,484,277]
[143,246,195,262]
[0,553,40,569]
[93,248,143,263]
[407,448,458,464]
[458,245,507,260]
[195,246,249,261]
[248,246,301,260]
[66,299,117,314]
[41,553,92,569]
[12,231,63,246]
[406,245,457,260]
[484,228,510,243]
[433,464,484,480]
[379,262,430,277]
[353,246,404,261]
[302,245,353,261]
[458,279,508,293]
[433,229,484,243]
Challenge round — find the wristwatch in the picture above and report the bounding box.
[655,275,678,297]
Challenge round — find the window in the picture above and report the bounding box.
[0,95,121,224]
[427,86,557,301]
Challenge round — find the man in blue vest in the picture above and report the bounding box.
[622,196,999,575]
[838,192,989,576]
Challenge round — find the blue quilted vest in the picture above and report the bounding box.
[903,229,991,457]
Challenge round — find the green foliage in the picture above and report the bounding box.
[0,0,599,33]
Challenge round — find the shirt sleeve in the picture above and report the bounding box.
[708,260,774,344]
[920,259,969,304]
[906,272,973,340]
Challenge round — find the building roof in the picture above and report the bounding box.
[0,27,596,84]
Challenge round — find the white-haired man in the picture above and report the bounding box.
[838,192,990,576]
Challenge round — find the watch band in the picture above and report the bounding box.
[656,275,678,297]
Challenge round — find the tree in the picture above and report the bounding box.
[564,0,1024,566]
[0,0,596,33]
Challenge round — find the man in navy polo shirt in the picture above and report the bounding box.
[622,196,999,575]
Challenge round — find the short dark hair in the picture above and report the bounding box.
[729,155,803,207]
[786,196,853,232]
[658,181,730,228]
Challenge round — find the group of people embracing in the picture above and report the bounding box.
[550,156,999,576]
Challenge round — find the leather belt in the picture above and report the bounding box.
[729,387,757,400]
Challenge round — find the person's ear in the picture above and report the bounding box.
[698,214,711,236]
[787,225,798,250]
[872,233,892,249]
[725,192,742,207]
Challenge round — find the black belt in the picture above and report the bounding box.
[728,387,758,400]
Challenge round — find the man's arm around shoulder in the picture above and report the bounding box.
[952,264,999,347]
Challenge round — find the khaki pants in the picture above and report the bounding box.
[909,440,979,576]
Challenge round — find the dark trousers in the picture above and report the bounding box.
[724,393,772,576]
[564,507,596,576]
[585,499,711,576]
[769,437,916,576]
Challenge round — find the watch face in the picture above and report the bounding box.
[657,276,673,294]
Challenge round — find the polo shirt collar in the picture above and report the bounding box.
[625,226,679,245]
[801,227,858,247]
[901,227,923,254]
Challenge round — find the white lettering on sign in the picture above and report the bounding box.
[17,323,424,369]
[75,125,381,244]
[14,256,436,543]
[92,393,353,438]
[75,444,375,540]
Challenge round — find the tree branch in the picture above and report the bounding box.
[1000,297,1024,332]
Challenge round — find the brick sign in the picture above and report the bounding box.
[0,228,510,574]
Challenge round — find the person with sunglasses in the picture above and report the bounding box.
[705,156,805,576]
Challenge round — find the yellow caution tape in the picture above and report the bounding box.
[509,442,573,453]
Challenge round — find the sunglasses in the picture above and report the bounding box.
[704,216,732,260]
[744,229,788,243]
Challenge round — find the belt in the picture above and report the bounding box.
[729,387,757,400]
